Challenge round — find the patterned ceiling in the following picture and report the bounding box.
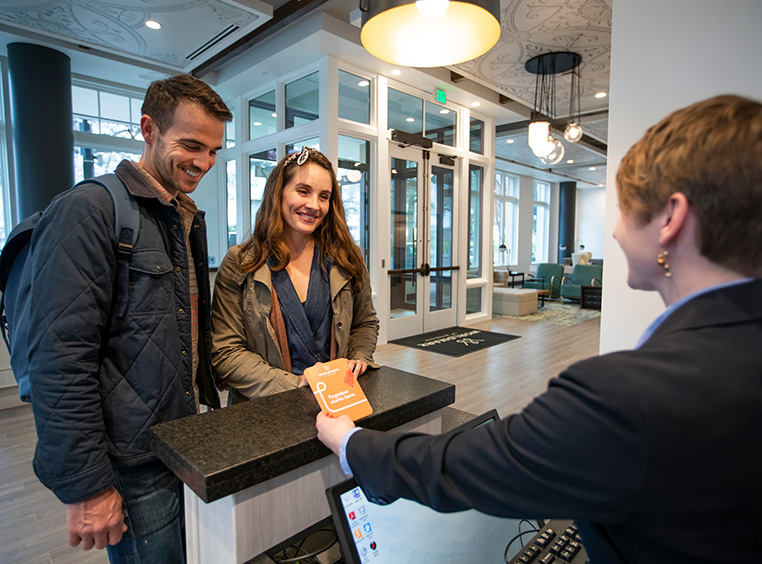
[0,0,272,72]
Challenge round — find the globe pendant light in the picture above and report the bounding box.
[525,51,582,162]
[359,0,501,67]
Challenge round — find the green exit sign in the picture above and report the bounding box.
[435,88,446,104]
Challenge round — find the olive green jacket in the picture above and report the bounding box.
[211,245,379,402]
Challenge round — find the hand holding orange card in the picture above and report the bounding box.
[304,358,373,421]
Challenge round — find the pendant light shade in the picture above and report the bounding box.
[360,0,501,67]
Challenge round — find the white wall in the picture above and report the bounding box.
[600,0,762,354]
[576,187,605,259]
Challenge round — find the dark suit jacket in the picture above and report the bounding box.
[348,280,762,563]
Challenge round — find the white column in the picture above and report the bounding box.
[600,0,762,353]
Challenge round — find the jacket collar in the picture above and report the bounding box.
[649,278,762,342]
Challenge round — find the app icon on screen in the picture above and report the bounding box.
[354,529,362,539]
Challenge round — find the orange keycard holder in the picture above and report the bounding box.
[304,358,373,421]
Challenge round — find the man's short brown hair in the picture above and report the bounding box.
[616,95,762,277]
[141,74,232,132]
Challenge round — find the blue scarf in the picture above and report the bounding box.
[269,250,333,375]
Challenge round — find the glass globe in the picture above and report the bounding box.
[564,122,583,143]
[539,138,565,165]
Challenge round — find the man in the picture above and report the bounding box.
[316,95,762,563]
[28,74,232,563]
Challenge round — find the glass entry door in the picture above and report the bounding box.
[388,144,458,340]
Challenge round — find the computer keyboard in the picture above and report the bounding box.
[508,519,589,564]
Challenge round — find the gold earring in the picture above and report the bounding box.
[657,248,671,277]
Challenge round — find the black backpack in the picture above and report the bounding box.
[0,174,139,402]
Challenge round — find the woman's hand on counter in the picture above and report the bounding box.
[316,412,356,456]
[348,359,368,378]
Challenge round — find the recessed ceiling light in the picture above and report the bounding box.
[471,101,480,107]
[598,184,604,187]
[390,69,402,76]
[253,121,262,126]
[406,117,415,122]
[566,159,575,164]
[145,20,161,30]
[439,109,449,114]
[505,139,514,144]
[589,166,597,171]
[272,113,277,118]
[594,92,607,99]
[358,80,370,87]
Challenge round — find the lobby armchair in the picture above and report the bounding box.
[560,264,603,302]
[524,263,564,299]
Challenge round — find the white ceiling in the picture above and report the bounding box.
[0,0,610,186]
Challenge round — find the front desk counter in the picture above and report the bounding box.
[150,366,456,564]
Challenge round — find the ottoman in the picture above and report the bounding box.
[492,287,538,316]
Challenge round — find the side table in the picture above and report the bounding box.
[580,285,602,310]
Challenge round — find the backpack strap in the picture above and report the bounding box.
[75,174,140,319]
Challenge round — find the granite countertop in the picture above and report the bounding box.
[149,365,455,503]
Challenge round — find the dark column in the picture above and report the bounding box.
[558,181,576,261]
[8,43,74,219]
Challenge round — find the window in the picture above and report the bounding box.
[72,85,142,140]
[71,82,144,188]
[337,135,371,265]
[469,117,484,154]
[494,171,519,267]
[74,147,141,182]
[532,180,551,263]
[467,164,484,279]
[338,70,370,124]
[285,72,319,128]
[249,90,276,140]
[466,287,482,315]
[388,88,423,135]
[424,101,455,146]
[250,149,277,231]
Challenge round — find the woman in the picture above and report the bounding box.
[317,95,762,563]
[212,147,378,403]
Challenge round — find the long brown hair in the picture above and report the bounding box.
[239,148,368,290]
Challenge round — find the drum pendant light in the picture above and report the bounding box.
[359,0,501,67]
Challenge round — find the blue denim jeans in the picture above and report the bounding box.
[106,459,185,564]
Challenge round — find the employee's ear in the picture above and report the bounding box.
[659,192,690,247]
[140,115,158,144]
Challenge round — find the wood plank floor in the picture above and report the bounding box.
[0,312,600,564]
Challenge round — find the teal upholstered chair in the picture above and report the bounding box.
[560,264,603,302]
[524,263,564,299]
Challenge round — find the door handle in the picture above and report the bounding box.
[420,263,431,277]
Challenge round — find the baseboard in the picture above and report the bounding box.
[0,385,25,410]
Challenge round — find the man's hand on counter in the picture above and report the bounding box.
[316,412,356,456]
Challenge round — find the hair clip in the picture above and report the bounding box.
[286,146,317,166]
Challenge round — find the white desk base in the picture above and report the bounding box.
[185,411,444,564]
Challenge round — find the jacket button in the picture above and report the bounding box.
[178,308,185,314]
[175,266,181,272]
[181,350,188,356]
[172,224,178,230]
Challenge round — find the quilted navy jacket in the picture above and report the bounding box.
[28,160,220,504]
